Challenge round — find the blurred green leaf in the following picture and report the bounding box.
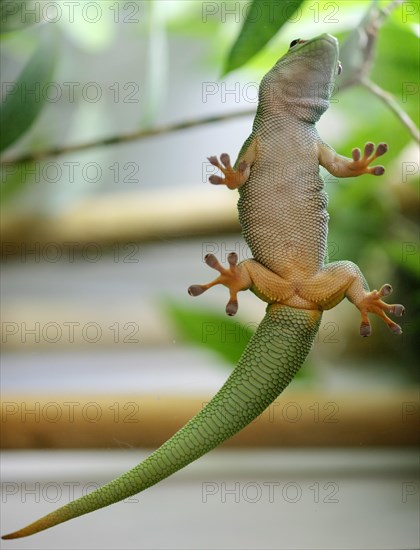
[224,0,305,74]
[165,300,255,366]
[0,1,39,35]
[0,29,57,153]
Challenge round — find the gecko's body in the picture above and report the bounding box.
[3,33,404,540]
[238,42,332,281]
[200,34,404,328]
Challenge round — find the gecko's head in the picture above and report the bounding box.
[258,34,340,123]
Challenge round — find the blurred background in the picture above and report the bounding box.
[1,1,419,548]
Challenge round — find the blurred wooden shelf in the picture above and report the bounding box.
[1,188,239,251]
[1,390,418,448]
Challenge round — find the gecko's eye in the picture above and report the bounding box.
[289,39,300,48]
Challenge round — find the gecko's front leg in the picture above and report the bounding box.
[318,141,388,177]
[208,154,250,189]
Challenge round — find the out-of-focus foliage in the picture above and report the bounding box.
[165,300,255,366]
[223,0,305,74]
[0,29,57,152]
[0,0,37,34]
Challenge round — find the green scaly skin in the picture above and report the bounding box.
[3,305,320,538]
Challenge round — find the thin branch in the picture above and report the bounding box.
[381,0,405,16]
[361,78,420,143]
[0,109,255,166]
[338,0,418,142]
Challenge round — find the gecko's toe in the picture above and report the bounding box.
[188,285,206,296]
[207,156,219,166]
[360,323,372,337]
[376,143,388,157]
[226,299,238,316]
[228,252,238,267]
[392,304,405,317]
[372,166,385,176]
[220,153,232,168]
[364,142,375,157]
[204,254,218,268]
[390,324,403,335]
[379,284,392,297]
[209,175,225,185]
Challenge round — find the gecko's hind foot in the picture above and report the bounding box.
[188,252,251,316]
[357,283,405,337]
[349,142,388,176]
[208,153,250,190]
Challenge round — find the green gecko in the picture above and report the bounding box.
[2,33,404,540]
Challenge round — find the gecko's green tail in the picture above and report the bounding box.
[2,304,321,539]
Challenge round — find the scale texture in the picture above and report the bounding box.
[3,305,320,538]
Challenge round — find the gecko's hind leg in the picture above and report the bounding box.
[357,284,405,337]
[188,253,251,316]
[302,261,405,337]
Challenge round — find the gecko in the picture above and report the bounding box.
[2,33,405,540]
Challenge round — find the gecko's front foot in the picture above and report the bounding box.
[357,284,405,337]
[188,253,251,315]
[208,154,250,190]
[349,142,388,176]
